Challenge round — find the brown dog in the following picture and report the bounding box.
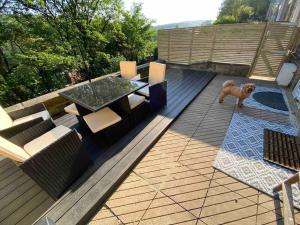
[219,80,256,107]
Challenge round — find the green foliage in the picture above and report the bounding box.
[0,0,156,107]
[213,15,236,25]
[216,0,269,24]
[120,3,156,62]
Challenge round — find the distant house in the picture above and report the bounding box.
[266,0,300,26]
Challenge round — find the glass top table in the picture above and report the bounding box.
[60,76,147,112]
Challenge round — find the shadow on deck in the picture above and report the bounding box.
[0,68,215,225]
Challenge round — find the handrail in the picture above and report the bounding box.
[5,62,150,113]
[273,172,300,192]
[273,172,299,225]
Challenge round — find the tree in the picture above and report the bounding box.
[0,0,156,107]
[216,0,269,24]
[214,15,236,25]
[120,3,155,62]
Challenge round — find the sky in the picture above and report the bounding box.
[123,0,223,25]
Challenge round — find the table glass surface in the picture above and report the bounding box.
[60,76,147,111]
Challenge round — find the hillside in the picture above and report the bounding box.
[155,20,212,29]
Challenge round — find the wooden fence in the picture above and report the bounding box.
[157,22,298,78]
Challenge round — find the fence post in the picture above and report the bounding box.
[167,30,171,62]
[248,22,269,77]
[188,28,195,65]
[209,25,217,62]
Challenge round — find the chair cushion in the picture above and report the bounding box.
[137,86,150,97]
[120,61,138,80]
[0,136,30,162]
[0,106,13,131]
[64,103,79,116]
[149,62,166,85]
[13,110,50,126]
[128,94,146,109]
[24,125,72,156]
[131,74,141,81]
[83,107,121,133]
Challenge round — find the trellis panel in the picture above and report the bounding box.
[157,22,298,78]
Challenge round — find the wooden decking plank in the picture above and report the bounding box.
[16,198,54,225]
[0,185,42,222]
[0,169,24,190]
[0,179,37,211]
[0,165,19,181]
[1,191,49,225]
[0,162,16,178]
[0,173,30,200]
[0,158,11,169]
[42,71,211,222]
[53,72,215,225]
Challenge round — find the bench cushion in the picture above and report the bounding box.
[137,86,150,97]
[0,136,30,162]
[131,74,141,81]
[13,110,50,126]
[128,94,145,109]
[83,107,121,133]
[24,125,71,156]
[0,106,13,131]
[64,103,79,116]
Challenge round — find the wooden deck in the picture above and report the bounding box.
[3,70,300,225]
[88,75,300,225]
[0,68,215,225]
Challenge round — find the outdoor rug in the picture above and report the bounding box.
[242,85,289,115]
[213,113,300,208]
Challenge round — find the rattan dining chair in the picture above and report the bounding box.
[0,119,91,199]
[137,62,167,110]
[0,103,51,139]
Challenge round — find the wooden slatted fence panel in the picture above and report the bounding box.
[191,25,216,63]
[158,23,265,66]
[212,23,265,65]
[169,28,193,64]
[251,23,298,78]
[157,22,298,78]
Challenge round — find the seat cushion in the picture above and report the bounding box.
[24,125,72,156]
[64,103,79,116]
[0,106,13,131]
[83,107,122,133]
[0,136,30,162]
[149,62,166,85]
[128,94,146,109]
[120,61,138,80]
[131,74,141,81]
[137,86,149,97]
[13,110,50,126]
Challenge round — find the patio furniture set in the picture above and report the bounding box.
[0,61,167,200]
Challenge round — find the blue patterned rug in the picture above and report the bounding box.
[214,113,300,208]
[243,86,289,115]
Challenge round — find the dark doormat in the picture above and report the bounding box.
[264,129,300,171]
[252,91,288,111]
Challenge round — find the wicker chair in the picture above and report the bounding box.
[0,103,51,139]
[137,62,167,110]
[0,119,91,199]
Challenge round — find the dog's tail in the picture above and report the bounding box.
[222,80,235,88]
